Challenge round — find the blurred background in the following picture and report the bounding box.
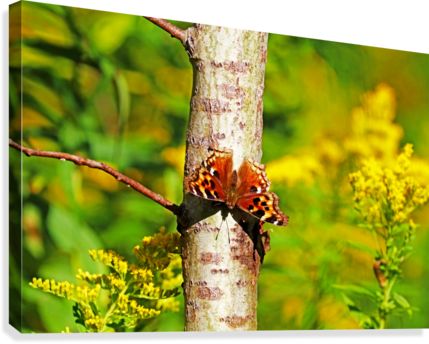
[9,1,429,332]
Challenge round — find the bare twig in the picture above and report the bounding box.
[144,16,186,43]
[9,139,181,215]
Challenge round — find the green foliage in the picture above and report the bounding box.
[30,230,182,332]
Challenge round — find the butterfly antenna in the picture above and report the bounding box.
[215,218,224,240]
[225,218,230,244]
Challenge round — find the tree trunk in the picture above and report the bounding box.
[180,24,268,331]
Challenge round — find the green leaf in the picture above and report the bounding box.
[340,293,361,313]
[59,121,85,151]
[73,303,85,327]
[90,14,136,54]
[36,291,76,332]
[391,223,409,236]
[47,205,102,252]
[393,292,411,310]
[301,301,318,329]
[343,240,377,256]
[332,284,375,298]
[38,253,74,281]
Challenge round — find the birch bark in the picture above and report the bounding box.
[181,24,268,331]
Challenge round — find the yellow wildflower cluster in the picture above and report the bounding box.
[344,83,403,162]
[266,153,322,186]
[83,315,105,332]
[134,228,181,270]
[30,229,182,332]
[160,255,183,290]
[129,264,154,282]
[156,297,180,313]
[113,293,161,329]
[267,83,408,190]
[30,276,104,331]
[89,249,128,276]
[30,278,74,299]
[350,144,429,227]
[76,284,101,302]
[348,144,429,329]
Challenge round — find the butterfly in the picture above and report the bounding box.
[185,149,288,226]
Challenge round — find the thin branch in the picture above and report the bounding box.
[9,139,181,215]
[144,16,186,43]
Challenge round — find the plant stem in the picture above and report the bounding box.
[101,281,131,332]
[379,278,394,329]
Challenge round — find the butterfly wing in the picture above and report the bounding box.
[236,159,270,195]
[236,192,289,226]
[185,149,233,202]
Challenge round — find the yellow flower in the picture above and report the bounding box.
[266,154,322,187]
[89,249,128,275]
[30,278,75,300]
[344,83,403,162]
[84,315,104,331]
[156,298,180,313]
[316,137,345,166]
[350,144,429,227]
[76,285,100,302]
[30,228,182,332]
[134,228,180,270]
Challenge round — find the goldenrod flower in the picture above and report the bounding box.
[344,83,403,162]
[30,229,182,332]
[266,154,322,186]
[350,144,428,228]
[89,249,128,276]
[349,143,428,329]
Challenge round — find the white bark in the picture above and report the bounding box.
[181,24,268,331]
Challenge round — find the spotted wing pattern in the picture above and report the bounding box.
[236,158,270,195]
[186,149,288,227]
[236,191,288,226]
[185,149,232,202]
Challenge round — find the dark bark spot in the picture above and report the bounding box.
[200,252,222,265]
[230,227,259,274]
[236,280,255,287]
[210,268,229,274]
[210,60,250,73]
[185,301,198,322]
[219,83,245,99]
[220,314,253,329]
[192,97,231,114]
[213,132,226,140]
[260,48,267,63]
[196,286,223,300]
